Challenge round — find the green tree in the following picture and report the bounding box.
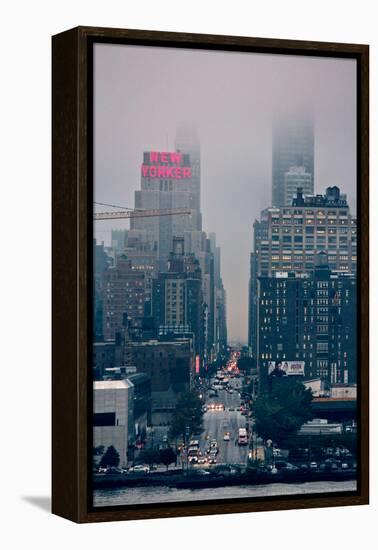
[139,448,160,467]
[253,378,313,446]
[100,445,120,468]
[159,447,177,470]
[169,390,204,440]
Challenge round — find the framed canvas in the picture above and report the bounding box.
[52,26,369,523]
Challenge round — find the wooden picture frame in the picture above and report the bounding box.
[52,26,369,523]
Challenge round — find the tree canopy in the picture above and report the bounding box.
[139,448,160,467]
[99,445,120,468]
[253,378,313,445]
[169,390,204,440]
[159,447,177,470]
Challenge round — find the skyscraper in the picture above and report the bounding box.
[131,150,201,270]
[283,165,313,206]
[151,237,204,360]
[175,122,201,215]
[248,187,357,357]
[102,255,145,340]
[272,111,314,206]
[258,255,357,390]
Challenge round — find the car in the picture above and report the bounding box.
[188,456,198,464]
[309,461,318,470]
[282,462,298,471]
[273,448,281,457]
[229,407,235,412]
[194,468,210,476]
[274,461,288,471]
[223,432,231,441]
[98,466,108,473]
[208,457,217,464]
[128,465,150,474]
[107,467,123,474]
[197,457,207,464]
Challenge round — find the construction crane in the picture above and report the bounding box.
[93,201,191,221]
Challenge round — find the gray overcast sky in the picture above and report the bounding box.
[94,43,356,344]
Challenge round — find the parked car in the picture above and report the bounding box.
[128,465,150,474]
[282,462,298,471]
[107,467,123,474]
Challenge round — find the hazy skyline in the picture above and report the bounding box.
[94,43,357,343]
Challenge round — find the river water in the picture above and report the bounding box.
[93,480,356,507]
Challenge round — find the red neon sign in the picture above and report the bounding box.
[141,151,192,180]
[195,355,200,374]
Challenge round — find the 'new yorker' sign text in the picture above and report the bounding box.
[141,151,192,179]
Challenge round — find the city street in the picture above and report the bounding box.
[198,380,249,467]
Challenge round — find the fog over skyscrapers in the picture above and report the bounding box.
[246,99,357,391]
[272,109,315,207]
[91,46,358,497]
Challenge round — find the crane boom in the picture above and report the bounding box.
[94,207,191,221]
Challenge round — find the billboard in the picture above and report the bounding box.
[141,151,192,179]
[268,361,305,376]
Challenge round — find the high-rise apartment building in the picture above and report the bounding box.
[248,187,357,356]
[272,111,314,206]
[102,255,145,340]
[258,255,357,390]
[152,237,204,360]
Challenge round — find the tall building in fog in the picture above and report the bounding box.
[131,150,201,270]
[175,122,201,214]
[272,111,314,207]
[283,165,313,206]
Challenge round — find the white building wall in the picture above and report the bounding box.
[93,380,134,468]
